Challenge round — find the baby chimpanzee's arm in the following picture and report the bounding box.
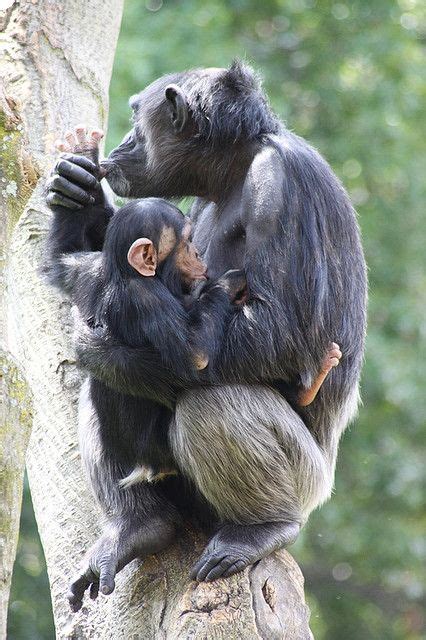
[73,310,190,408]
[187,270,246,373]
[72,273,241,403]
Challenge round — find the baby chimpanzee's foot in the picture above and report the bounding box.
[55,125,104,165]
[68,533,118,612]
[298,342,343,406]
[68,515,178,612]
[321,342,342,373]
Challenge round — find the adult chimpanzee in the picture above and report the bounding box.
[45,175,340,609]
[46,61,367,597]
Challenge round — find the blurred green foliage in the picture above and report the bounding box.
[7,476,54,639]
[8,0,426,638]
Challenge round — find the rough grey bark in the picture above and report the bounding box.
[0,1,313,638]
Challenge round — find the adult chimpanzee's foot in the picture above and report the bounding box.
[191,521,300,583]
[68,516,177,612]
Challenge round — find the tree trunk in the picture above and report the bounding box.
[0,1,313,638]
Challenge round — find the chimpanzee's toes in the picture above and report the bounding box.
[75,125,87,145]
[65,130,77,149]
[68,567,97,612]
[221,559,249,579]
[89,580,99,600]
[90,129,104,145]
[98,559,116,595]
[191,547,251,582]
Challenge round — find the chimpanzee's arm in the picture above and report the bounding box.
[44,155,116,293]
[46,154,115,247]
[73,313,191,408]
[187,271,244,373]
[72,278,237,400]
[212,153,329,387]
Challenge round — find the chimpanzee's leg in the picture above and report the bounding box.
[69,380,181,611]
[171,384,333,582]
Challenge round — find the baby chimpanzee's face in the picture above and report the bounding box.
[126,217,206,287]
[173,223,207,285]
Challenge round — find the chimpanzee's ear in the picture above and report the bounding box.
[127,238,157,277]
[165,84,189,133]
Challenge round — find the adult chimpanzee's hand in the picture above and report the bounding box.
[46,127,106,210]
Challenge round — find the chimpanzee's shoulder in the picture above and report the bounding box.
[247,141,285,179]
[241,143,286,221]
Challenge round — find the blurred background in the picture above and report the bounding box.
[7,0,425,638]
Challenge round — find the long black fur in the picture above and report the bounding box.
[44,197,232,476]
[45,60,367,599]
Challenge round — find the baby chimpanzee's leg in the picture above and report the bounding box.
[69,380,181,612]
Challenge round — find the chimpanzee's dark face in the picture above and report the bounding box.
[101,127,145,197]
[100,69,226,199]
[100,75,189,198]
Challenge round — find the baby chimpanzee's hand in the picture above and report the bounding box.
[219,269,248,305]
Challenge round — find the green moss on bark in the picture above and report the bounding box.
[0,113,39,232]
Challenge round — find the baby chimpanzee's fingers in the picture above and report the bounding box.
[90,129,104,144]
[65,130,77,149]
[55,139,71,153]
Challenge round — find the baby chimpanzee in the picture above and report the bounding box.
[48,197,241,484]
[45,195,249,607]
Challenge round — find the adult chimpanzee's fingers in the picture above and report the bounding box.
[54,157,99,190]
[46,175,95,206]
[46,190,84,210]
[59,153,98,173]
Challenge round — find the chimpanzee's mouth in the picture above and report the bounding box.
[99,160,114,176]
[100,161,131,197]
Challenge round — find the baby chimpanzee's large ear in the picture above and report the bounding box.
[127,238,157,277]
[165,84,188,133]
